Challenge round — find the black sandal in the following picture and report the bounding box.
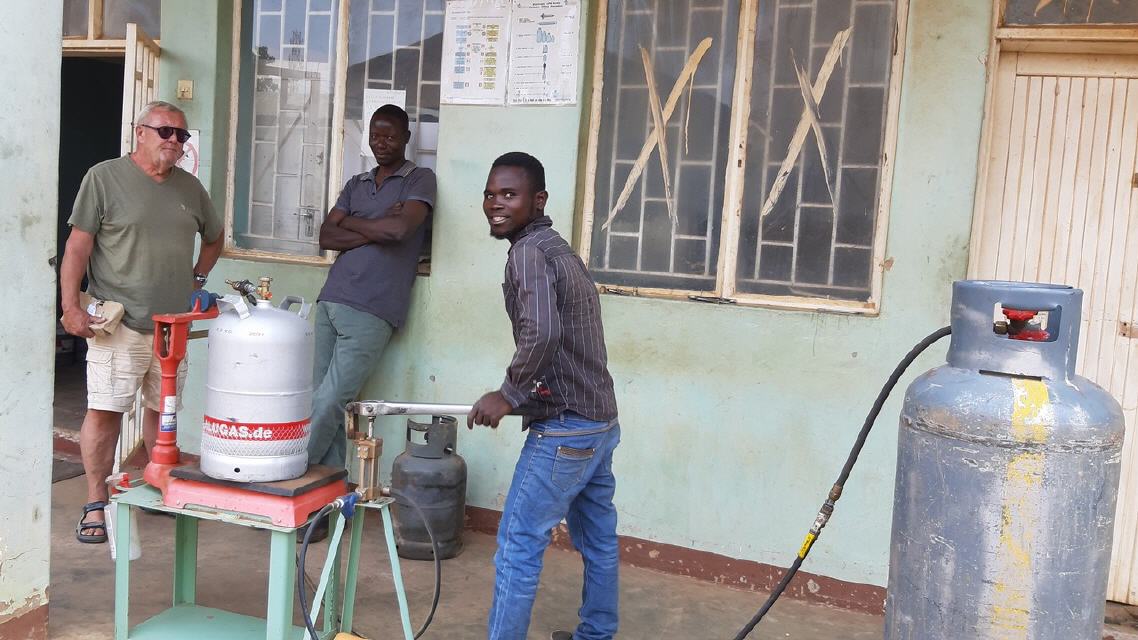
[76,501,108,544]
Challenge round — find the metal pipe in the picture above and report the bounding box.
[346,400,475,417]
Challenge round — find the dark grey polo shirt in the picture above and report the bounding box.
[499,216,618,425]
[317,160,436,328]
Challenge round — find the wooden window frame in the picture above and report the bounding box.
[577,0,910,315]
[222,0,346,266]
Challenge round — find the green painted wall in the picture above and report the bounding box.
[0,0,62,625]
[166,0,990,587]
[159,0,232,202]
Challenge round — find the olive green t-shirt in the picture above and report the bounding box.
[68,155,223,333]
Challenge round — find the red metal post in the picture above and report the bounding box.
[143,300,219,492]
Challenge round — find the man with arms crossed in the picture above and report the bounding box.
[307,105,436,536]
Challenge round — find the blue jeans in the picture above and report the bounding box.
[308,301,393,468]
[488,412,621,640]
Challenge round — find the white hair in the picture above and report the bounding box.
[135,100,185,126]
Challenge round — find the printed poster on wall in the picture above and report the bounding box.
[441,0,510,105]
[507,0,579,105]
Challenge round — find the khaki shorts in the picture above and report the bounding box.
[86,325,188,413]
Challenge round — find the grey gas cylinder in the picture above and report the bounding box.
[390,415,467,560]
[885,281,1125,639]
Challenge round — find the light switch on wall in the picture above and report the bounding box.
[177,80,194,100]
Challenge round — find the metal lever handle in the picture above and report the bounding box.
[346,400,476,417]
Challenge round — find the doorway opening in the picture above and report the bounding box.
[54,56,124,482]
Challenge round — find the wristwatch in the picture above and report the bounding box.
[194,272,208,285]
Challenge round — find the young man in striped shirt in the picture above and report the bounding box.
[469,152,621,640]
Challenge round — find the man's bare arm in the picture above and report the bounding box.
[60,228,97,338]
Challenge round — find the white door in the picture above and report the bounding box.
[117,23,160,465]
[969,51,1138,604]
[120,22,160,155]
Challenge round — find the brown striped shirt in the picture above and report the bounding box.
[498,216,618,425]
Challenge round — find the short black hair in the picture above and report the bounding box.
[492,151,546,193]
[371,104,409,132]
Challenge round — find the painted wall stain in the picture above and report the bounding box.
[984,379,1051,637]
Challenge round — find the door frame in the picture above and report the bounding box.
[119,23,160,155]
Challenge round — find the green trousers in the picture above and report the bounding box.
[308,301,394,468]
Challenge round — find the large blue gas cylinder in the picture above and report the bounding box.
[886,281,1125,639]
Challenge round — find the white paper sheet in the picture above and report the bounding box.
[507,0,578,105]
[441,0,511,105]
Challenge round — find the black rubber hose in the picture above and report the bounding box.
[388,488,443,639]
[731,325,952,640]
[298,503,337,640]
[297,492,442,640]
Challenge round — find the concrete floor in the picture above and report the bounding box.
[48,474,885,640]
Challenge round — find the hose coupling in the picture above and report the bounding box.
[338,492,361,518]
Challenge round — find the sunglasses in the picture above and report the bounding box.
[139,123,192,143]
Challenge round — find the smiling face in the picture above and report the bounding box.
[368,113,410,168]
[135,108,188,173]
[483,165,547,240]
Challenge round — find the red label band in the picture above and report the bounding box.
[202,416,310,441]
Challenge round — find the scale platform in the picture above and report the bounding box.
[162,463,349,528]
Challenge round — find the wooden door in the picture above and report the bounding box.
[969,51,1138,603]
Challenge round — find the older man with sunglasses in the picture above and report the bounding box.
[60,100,223,544]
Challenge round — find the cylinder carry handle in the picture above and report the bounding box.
[280,295,312,320]
[947,280,1082,381]
[406,416,458,459]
